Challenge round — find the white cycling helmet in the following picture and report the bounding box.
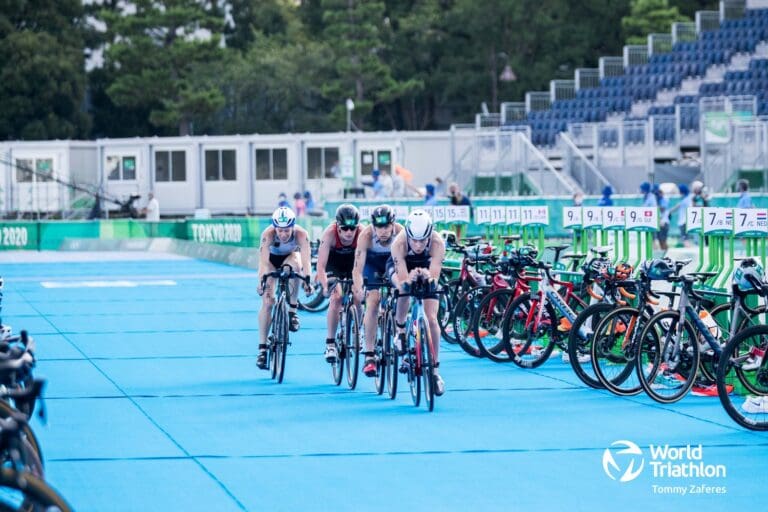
[272,207,296,228]
[405,209,433,241]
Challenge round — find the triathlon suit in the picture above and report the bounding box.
[268,229,299,268]
[363,228,396,287]
[326,224,359,278]
[386,233,437,298]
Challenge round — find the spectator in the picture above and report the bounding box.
[303,191,316,211]
[692,180,709,207]
[435,177,447,196]
[378,169,394,198]
[668,184,692,247]
[424,184,438,206]
[598,186,613,207]
[293,192,307,217]
[654,184,670,251]
[392,167,406,197]
[448,181,471,206]
[737,179,753,208]
[143,192,160,222]
[640,182,657,207]
[572,192,584,207]
[278,193,290,208]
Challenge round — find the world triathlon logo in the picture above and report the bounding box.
[602,440,645,482]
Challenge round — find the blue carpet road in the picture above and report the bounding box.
[1,253,765,511]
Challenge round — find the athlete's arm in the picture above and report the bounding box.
[427,232,446,281]
[315,226,333,292]
[352,227,371,292]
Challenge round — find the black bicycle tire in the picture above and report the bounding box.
[385,312,398,400]
[567,302,615,389]
[716,324,768,431]
[345,305,360,390]
[452,286,491,358]
[473,288,517,362]
[276,300,289,384]
[591,306,644,396]
[502,293,558,369]
[636,311,699,404]
[420,317,435,412]
[0,467,72,512]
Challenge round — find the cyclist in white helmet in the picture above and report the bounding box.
[386,209,446,395]
[256,206,312,369]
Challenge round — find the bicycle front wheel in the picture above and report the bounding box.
[452,286,491,358]
[385,312,398,400]
[275,303,290,384]
[591,306,644,396]
[717,325,768,430]
[345,305,361,390]
[473,288,517,362]
[419,317,436,412]
[406,324,420,407]
[567,302,614,389]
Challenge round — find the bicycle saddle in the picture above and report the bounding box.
[590,245,613,257]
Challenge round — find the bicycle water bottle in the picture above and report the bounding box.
[699,310,721,338]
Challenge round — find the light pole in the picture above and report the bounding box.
[346,98,355,132]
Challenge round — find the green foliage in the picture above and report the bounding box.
[0,0,735,138]
[0,0,89,139]
[98,0,226,135]
[622,0,690,45]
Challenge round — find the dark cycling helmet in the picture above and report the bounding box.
[639,258,674,281]
[335,204,360,228]
[611,262,633,281]
[510,245,538,267]
[371,205,395,227]
[733,258,765,292]
[584,257,611,280]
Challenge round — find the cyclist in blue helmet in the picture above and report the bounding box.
[256,207,312,369]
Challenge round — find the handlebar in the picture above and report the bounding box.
[260,264,310,287]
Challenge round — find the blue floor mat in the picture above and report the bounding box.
[3,256,766,512]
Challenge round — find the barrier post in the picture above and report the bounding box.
[445,205,471,243]
[702,207,733,290]
[562,206,583,254]
[582,206,603,260]
[625,206,659,269]
[506,206,522,245]
[686,207,704,273]
[521,205,549,255]
[602,206,626,263]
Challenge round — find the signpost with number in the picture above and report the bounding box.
[562,206,583,253]
[625,207,658,269]
[734,208,768,270]
[702,208,734,288]
[601,207,626,262]
[520,205,549,252]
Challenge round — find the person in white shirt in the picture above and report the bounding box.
[144,192,160,222]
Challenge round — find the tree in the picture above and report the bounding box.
[224,0,293,51]
[320,0,422,130]
[622,0,689,45]
[98,0,226,136]
[0,0,90,140]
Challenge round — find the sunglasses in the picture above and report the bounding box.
[339,225,357,232]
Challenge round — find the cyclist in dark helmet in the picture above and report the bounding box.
[316,204,362,364]
[352,205,403,377]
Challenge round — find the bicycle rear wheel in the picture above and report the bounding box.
[636,311,699,404]
[473,288,516,362]
[452,286,490,358]
[419,318,436,412]
[502,293,558,369]
[385,312,398,400]
[717,325,768,430]
[345,305,361,390]
[438,279,461,344]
